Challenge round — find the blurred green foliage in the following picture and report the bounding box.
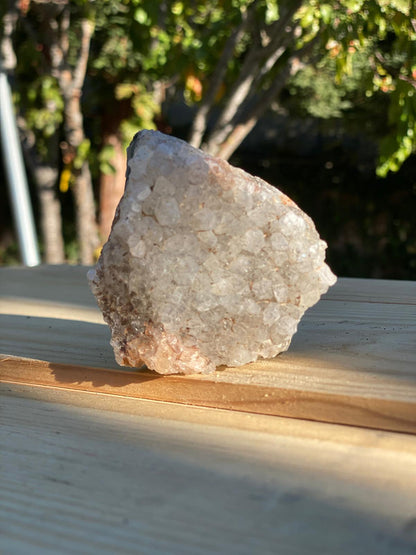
[1,0,415,275]
[7,0,415,173]
[293,0,416,175]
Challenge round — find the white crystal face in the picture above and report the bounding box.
[88,130,337,375]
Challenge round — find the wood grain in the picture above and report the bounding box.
[1,265,416,434]
[2,391,416,555]
[2,266,416,554]
[1,354,415,434]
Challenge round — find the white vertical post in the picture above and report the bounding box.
[0,69,40,266]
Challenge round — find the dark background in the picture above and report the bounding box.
[2,114,415,280]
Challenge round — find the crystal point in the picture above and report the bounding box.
[88,130,336,374]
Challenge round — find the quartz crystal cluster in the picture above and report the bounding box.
[88,130,336,375]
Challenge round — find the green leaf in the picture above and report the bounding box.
[73,139,91,170]
[320,4,333,24]
[171,2,184,16]
[343,0,364,12]
[265,0,279,24]
[134,7,149,25]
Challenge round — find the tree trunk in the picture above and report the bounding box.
[18,118,65,264]
[72,161,99,264]
[58,17,100,264]
[63,95,99,264]
[99,133,126,241]
[33,164,65,264]
[61,94,99,264]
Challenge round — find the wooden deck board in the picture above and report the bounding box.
[2,390,416,555]
[1,265,416,554]
[1,265,416,433]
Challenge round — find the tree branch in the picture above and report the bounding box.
[59,3,70,60]
[203,1,304,154]
[1,1,19,72]
[204,31,297,153]
[252,23,302,91]
[39,4,68,85]
[262,0,304,47]
[202,49,264,153]
[215,33,322,160]
[188,5,254,148]
[71,18,94,93]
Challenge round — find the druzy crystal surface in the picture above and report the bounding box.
[88,130,336,375]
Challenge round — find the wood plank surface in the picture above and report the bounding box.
[2,388,416,555]
[2,266,416,554]
[1,265,416,433]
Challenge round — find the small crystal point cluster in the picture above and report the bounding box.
[88,130,336,375]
